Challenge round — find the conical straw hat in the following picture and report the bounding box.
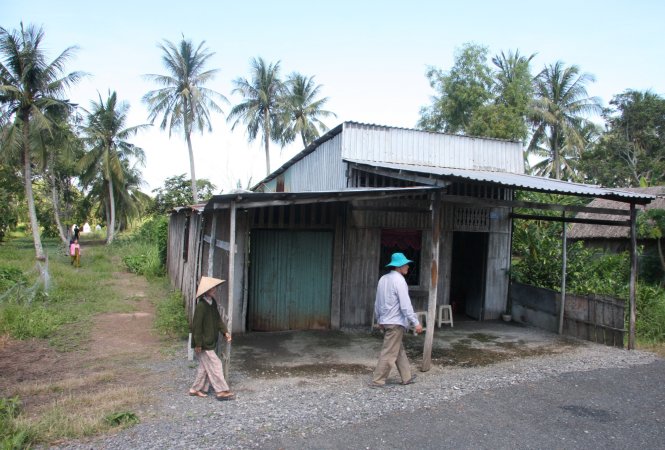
[196,276,225,298]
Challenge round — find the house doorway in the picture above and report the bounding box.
[248,230,333,331]
[450,231,488,320]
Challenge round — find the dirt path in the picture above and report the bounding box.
[0,268,165,418]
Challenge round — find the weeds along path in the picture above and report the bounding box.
[0,258,168,443]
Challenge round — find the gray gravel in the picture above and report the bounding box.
[54,335,658,450]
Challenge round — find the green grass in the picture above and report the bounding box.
[0,232,184,446]
[0,236,132,348]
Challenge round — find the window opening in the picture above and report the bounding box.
[379,229,422,286]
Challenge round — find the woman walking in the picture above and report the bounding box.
[189,276,235,401]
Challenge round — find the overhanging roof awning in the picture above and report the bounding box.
[345,159,655,204]
[204,186,442,210]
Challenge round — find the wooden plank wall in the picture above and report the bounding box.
[563,293,625,347]
[341,226,381,326]
[183,213,203,323]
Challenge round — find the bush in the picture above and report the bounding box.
[636,284,665,343]
[155,291,189,339]
[0,266,26,293]
[118,215,168,277]
[122,243,165,278]
[0,304,66,339]
[1,396,33,449]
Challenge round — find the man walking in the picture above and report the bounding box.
[371,252,422,388]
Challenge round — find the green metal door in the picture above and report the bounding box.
[249,230,333,331]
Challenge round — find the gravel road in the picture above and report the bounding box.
[53,330,659,450]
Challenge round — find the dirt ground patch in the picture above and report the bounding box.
[0,270,164,420]
[230,322,583,379]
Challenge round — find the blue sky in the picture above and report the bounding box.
[4,0,664,192]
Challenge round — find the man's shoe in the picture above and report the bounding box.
[368,381,386,389]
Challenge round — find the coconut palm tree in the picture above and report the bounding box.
[91,158,150,233]
[0,23,83,262]
[78,91,147,244]
[528,61,602,179]
[531,120,600,181]
[143,37,227,203]
[281,73,336,148]
[227,57,284,176]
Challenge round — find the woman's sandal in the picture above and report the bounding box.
[215,392,235,401]
[188,389,208,398]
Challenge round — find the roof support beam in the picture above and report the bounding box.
[510,213,631,227]
[629,204,638,350]
[445,194,633,216]
[422,191,440,372]
[350,163,451,188]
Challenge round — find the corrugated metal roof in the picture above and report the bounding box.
[251,121,523,190]
[345,159,656,203]
[569,187,665,239]
[171,203,206,213]
[205,186,442,209]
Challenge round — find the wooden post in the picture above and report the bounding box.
[224,202,237,377]
[629,203,637,350]
[559,211,567,335]
[207,214,218,277]
[422,192,440,372]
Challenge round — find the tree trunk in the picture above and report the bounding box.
[264,109,271,176]
[301,131,307,149]
[22,118,46,261]
[185,130,198,204]
[104,197,111,241]
[107,176,116,244]
[552,129,561,180]
[49,152,68,245]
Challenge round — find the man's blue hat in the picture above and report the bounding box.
[386,252,413,268]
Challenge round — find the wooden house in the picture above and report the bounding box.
[167,122,653,335]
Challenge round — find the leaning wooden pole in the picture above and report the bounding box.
[224,202,237,378]
[558,212,567,335]
[422,192,440,372]
[628,203,637,350]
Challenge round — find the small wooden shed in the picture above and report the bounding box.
[569,186,665,252]
[167,122,653,355]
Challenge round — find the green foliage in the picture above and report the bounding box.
[119,215,168,277]
[636,284,665,343]
[0,237,123,343]
[227,57,285,175]
[581,90,665,187]
[529,62,602,181]
[0,266,26,292]
[418,45,534,141]
[637,209,665,284]
[122,243,164,278]
[0,164,22,242]
[512,193,665,342]
[150,174,216,214]
[155,291,189,338]
[419,43,493,134]
[0,396,33,449]
[104,411,139,427]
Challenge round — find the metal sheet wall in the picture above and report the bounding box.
[261,134,345,192]
[341,123,524,173]
[248,230,333,331]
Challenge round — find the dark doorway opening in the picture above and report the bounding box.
[450,232,488,320]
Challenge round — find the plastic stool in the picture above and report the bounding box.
[437,305,453,328]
